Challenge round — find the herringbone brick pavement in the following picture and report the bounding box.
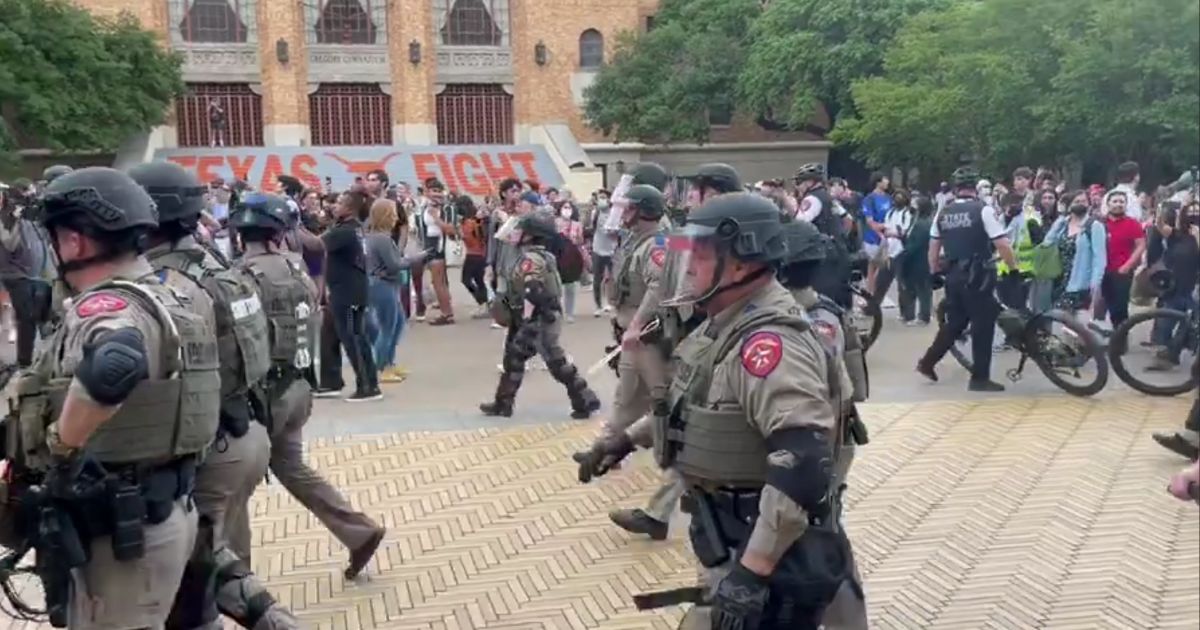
[3,396,1197,629]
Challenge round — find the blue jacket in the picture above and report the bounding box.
[1043,216,1107,292]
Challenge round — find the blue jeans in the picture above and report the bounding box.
[1152,293,1197,347]
[367,278,404,369]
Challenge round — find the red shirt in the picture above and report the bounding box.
[1104,215,1143,272]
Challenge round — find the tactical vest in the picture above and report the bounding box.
[613,229,661,309]
[810,295,869,403]
[24,280,221,467]
[654,304,819,486]
[937,198,992,262]
[150,248,272,399]
[808,186,842,240]
[510,247,562,303]
[238,254,317,373]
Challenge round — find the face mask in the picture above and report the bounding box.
[597,199,610,209]
[1070,204,1089,216]
[560,208,572,219]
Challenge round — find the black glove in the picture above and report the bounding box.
[575,432,634,483]
[604,344,621,376]
[711,563,771,630]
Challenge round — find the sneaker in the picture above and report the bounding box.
[471,305,490,319]
[593,309,604,318]
[314,387,343,398]
[565,316,576,324]
[903,319,921,327]
[379,368,407,384]
[881,297,898,309]
[345,388,383,402]
[415,314,427,323]
[490,322,504,330]
[390,365,410,378]
[429,315,455,326]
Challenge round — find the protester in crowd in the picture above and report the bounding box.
[1146,202,1199,364]
[1043,190,1107,317]
[897,194,935,326]
[587,188,617,315]
[318,189,382,402]
[976,178,994,206]
[457,195,490,318]
[364,198,411,383]
[0,181,53,366]
[1087,184,1107,213]
[554,201,589,322]
[872,187,912,311]
[1104,161,1144,221]
[1096,191,1145,329]
[862,172,893,300]
[418,179,455,325]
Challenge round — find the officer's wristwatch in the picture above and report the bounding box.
[45,422,79,460]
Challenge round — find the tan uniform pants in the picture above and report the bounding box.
[69,498,197,630]
[269,379,379,552]
[193,422,270,562]
[603,346,668,438]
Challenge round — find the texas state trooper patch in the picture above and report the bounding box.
[519,258,536,274]
[812,320,838,344]
[75,293,129,318]
[741,331,783,378]
[649,248,666,267]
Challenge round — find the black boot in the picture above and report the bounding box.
[480,400,514,417]
[570,389,601,420]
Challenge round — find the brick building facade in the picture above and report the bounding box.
[81,0,829,187]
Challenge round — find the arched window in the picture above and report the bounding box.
[579,29,603,69]
[176,0,250,43]
[312,0,382,45]
[442,0,502,46]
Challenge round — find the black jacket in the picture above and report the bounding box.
[322,217,368,306]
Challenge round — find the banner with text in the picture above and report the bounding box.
[151,145,562,195]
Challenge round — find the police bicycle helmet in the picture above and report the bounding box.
[951,166,981,188]
[793,162,826,183]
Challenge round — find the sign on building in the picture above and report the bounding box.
[152,145,562,194]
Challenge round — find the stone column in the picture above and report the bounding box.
[389,0,438,145]
[258,0,310,146]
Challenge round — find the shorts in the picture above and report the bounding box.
[862,242,882,261]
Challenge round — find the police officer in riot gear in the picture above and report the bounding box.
[917,166,1019,392]
[482,211,601,418]
[13,167,219,628]
[130,161,272,564]
[41,164,74,187]
[793,162,854,308]
[232,193,386,582]
[778,219,870,629]
[684,163,743,208]
[628,161,671,193]
[578,192,856,630]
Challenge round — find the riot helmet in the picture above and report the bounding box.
[229,192,293,243]
[515,210,559,246]
[127,161,207,232]
[39,167,159,276]
[662,192,785,307]
[623,184,666,225]
[685,163,743,208]
[42,164,74,185]
[777,218,829,290]
[629,162,670,192]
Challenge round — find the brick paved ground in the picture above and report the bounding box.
[11,395,1196,629]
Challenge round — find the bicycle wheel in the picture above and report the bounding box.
[935,298,974,372]
[1108,308,1198,397]
[850,286,883,351]
[1023,310,1109,397]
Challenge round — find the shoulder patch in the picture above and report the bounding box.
[812,319,838,344]
[519,258,537,274]
[649,247,666,267]
[741,331,783,378]
[75,292,129,318]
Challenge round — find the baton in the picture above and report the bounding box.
[585,319,661,376]
[633,586,706,610]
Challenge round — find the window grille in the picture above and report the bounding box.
[309,83,393,145]
[436,84,513,145]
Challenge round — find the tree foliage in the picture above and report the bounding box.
[582,0,762,143]
[738,0,946,129]
[833,0,1200,179]
[0,0,184,154]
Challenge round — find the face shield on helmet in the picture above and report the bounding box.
[493,214,523,244]
[660,222,738,307]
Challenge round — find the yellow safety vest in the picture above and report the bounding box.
[997,209,1041,274]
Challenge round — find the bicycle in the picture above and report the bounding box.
[934,288,1109,397]
[1107,307,1198,397]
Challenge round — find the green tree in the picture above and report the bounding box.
[582,0,762,143]
[738,0,947,130]
[0,0,183,154]
[834,0,1200,180]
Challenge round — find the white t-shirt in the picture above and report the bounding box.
[1102,183,1142,221]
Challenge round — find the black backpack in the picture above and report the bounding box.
[553,234,585,284]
